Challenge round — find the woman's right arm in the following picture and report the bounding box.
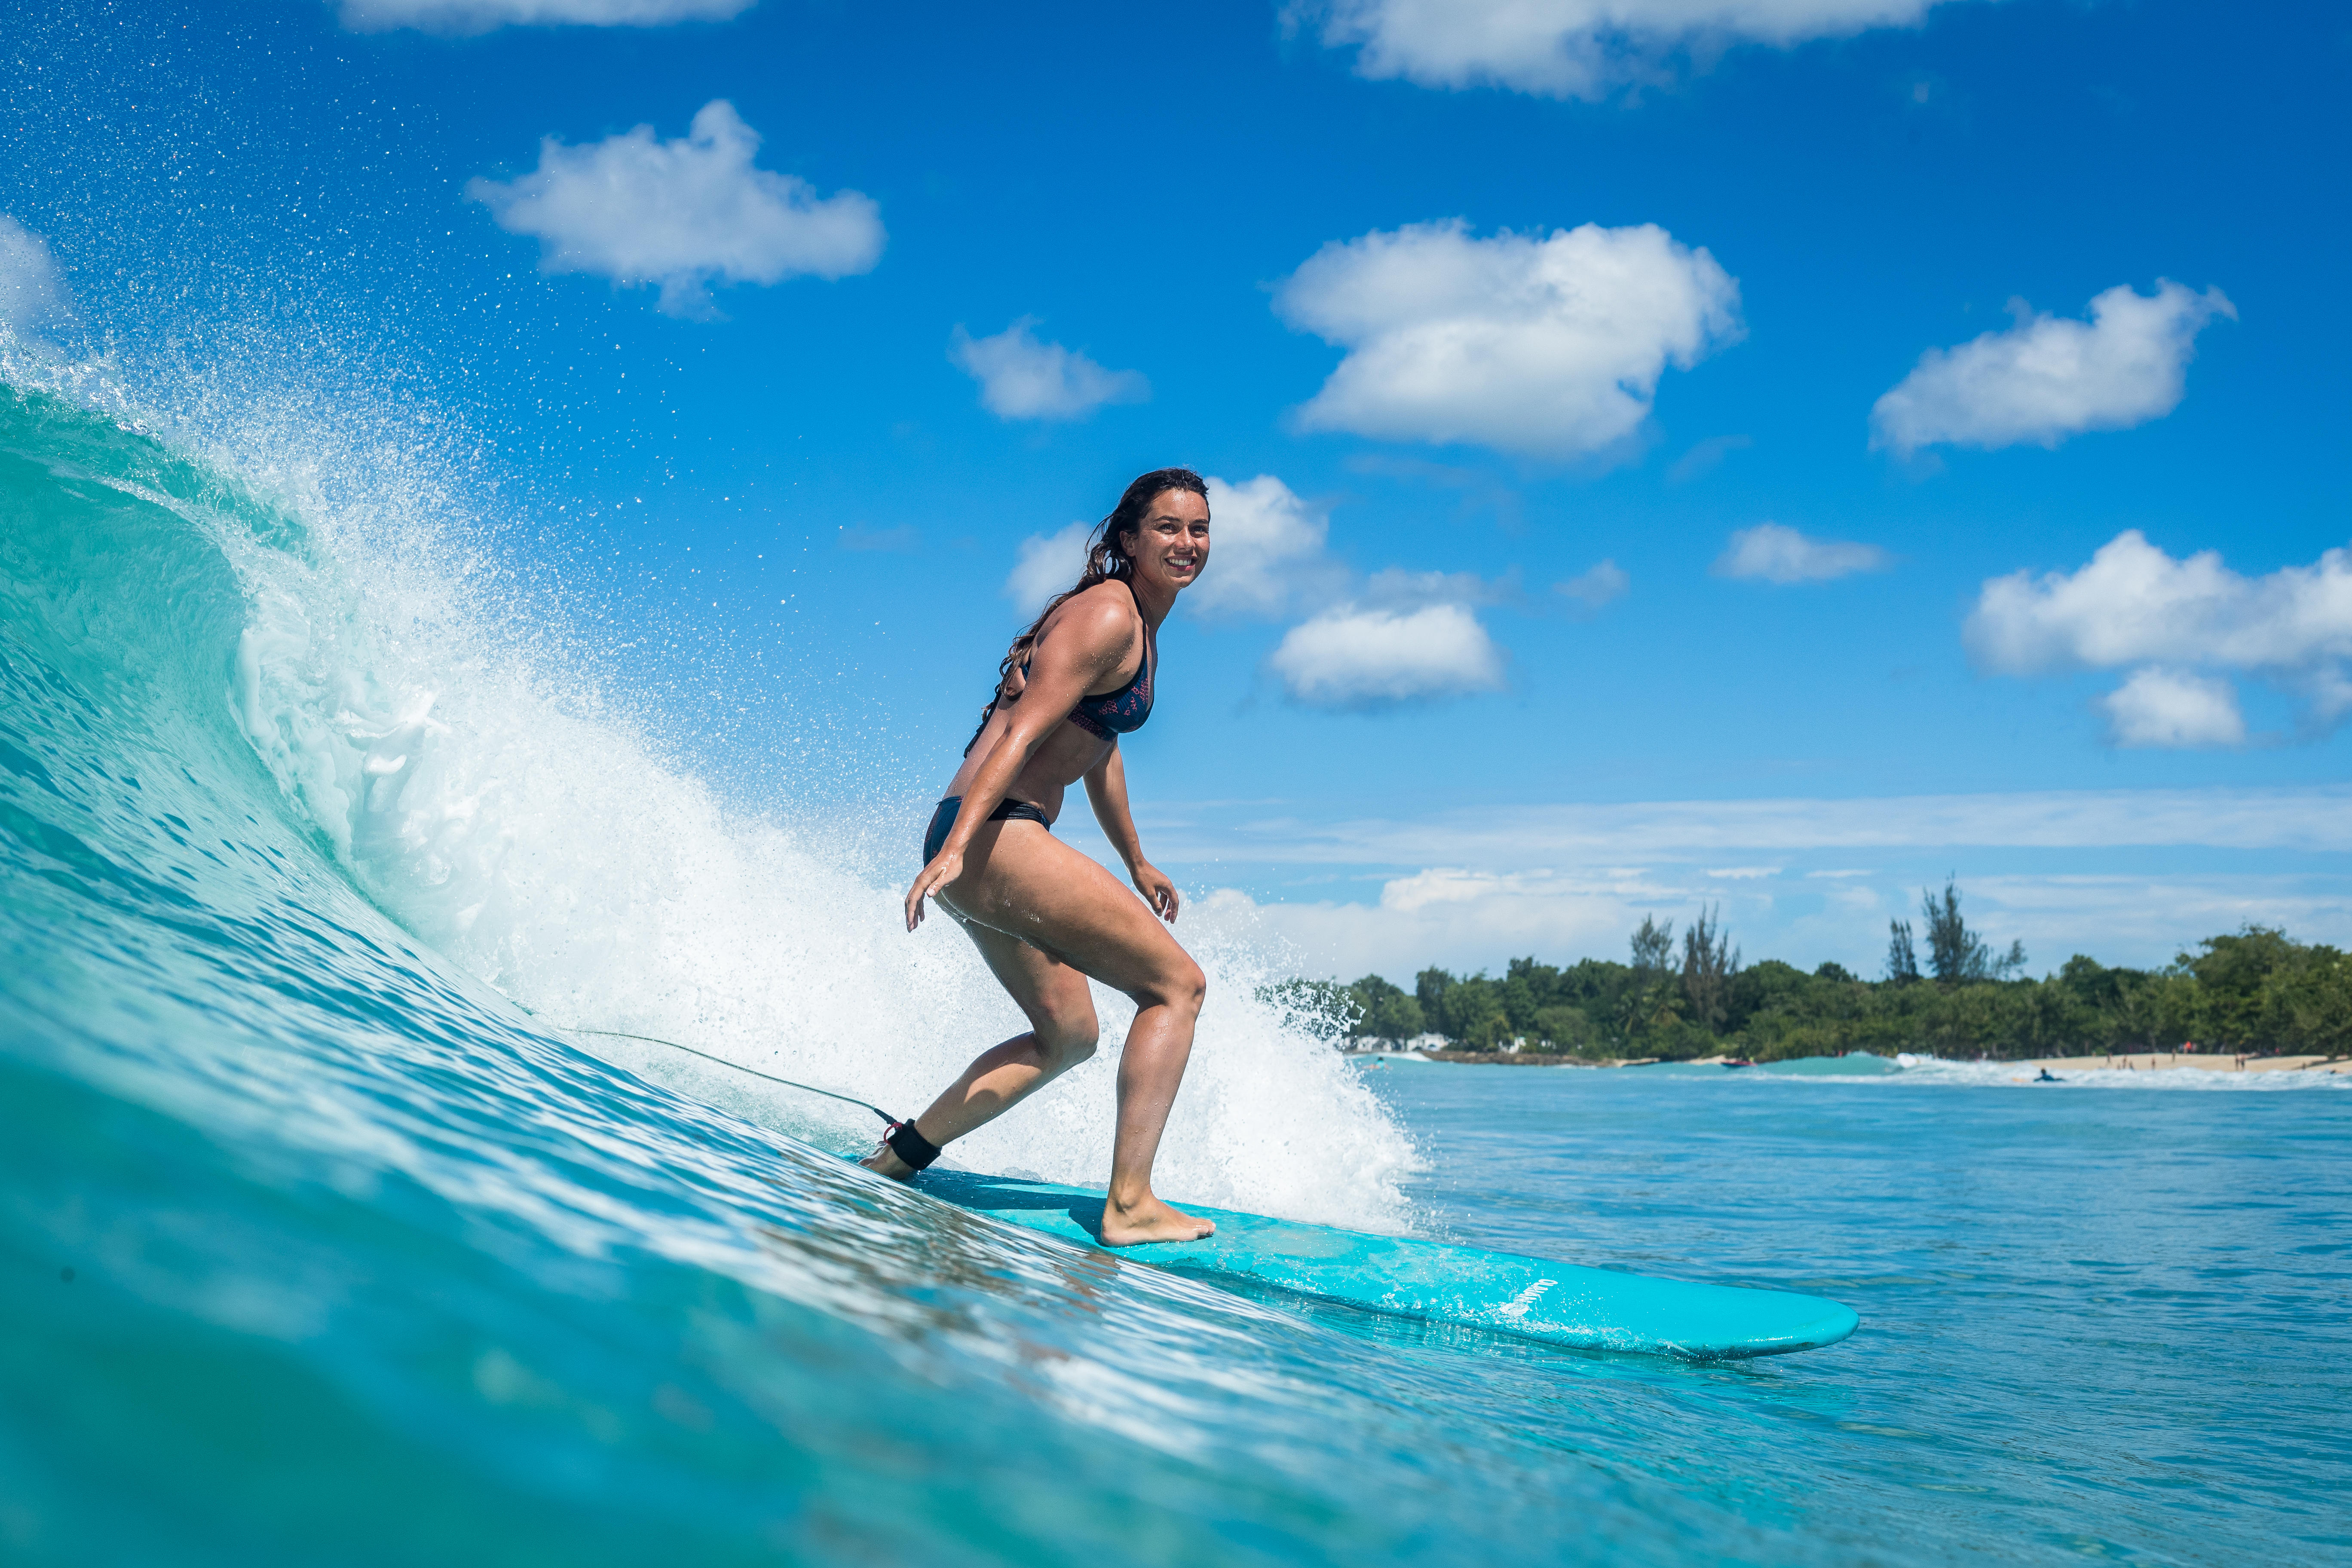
[903,599,1129,930]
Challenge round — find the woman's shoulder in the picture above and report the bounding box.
[1044,579,1142,641]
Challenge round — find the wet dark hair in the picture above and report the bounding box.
[967,467,1208,753]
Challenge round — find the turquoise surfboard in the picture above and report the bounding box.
[912,1168,1859,1360]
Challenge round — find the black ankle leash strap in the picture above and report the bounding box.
[886,1119,943,1170]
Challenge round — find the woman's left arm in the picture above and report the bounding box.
[1084,744,1179,922]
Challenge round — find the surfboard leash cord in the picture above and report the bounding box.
[562,1028,898,1124]
[560,1028,947,1170]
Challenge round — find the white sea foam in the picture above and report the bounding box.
[1618,1053,2346,1090]
[162,369,1421,1231]
[1707,1052,2352,1091]
[1880,1057,2347,1091]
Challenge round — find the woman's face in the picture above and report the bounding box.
[1125,488,1211,595]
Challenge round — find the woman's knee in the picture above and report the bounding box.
[1139,959,1207,1017]
[1036,1008,1100,1066]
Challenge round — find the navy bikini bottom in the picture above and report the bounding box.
[923,795,1051,865]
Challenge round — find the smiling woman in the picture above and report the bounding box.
[861,469,1219,1246]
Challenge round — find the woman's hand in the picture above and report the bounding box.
[906,849,964,931]
[1130,861,1180,923]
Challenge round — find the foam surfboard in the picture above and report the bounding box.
[911,1168,1859,1360]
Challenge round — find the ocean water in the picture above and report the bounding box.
[5,370,2351,1567]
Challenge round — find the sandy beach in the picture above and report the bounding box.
[1372,1049,2352,1074]
[2004,1052,2352,1075]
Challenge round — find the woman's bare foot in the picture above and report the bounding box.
[859,1141,916,1182]
[1099,1191,1214,1246]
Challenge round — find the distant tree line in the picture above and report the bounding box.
[1262,880,2352,1062]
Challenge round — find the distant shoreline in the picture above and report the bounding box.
[1354,1049,2352,1076]
[1311,919,2352,1070]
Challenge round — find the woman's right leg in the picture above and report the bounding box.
[890,916,1101,1150]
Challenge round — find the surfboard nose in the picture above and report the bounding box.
[1711,1298,1859,1360]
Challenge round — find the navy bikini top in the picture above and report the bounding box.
[1021,585,1156,740]
[1065,628,1155,738]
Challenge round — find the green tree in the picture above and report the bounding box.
[1344,974,1426,1041]
[1630,915,1675,975]
[2260,942,2352,1054]
[1532,1004,1602,1054]
[1920,877,2025,984]
[1437,975,1513,1048]
[1885,919,1920,983]
[2175,926,2295,1047]
[1681,904,1740,1033]
[1415,967,1457,1038]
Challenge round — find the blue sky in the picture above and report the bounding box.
[4,0,2348,982]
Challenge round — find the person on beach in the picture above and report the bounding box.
[860,469,1216,1246]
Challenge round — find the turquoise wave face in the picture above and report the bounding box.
[0,384,1628,1565]
[0,386,1478,1563]
[6,384,2349,1567]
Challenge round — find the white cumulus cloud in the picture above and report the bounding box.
[1871,282,2234,456]
[1966,531,2352,675]
[2102,669,2245,750]
[1556,559,1629,615]
[0,216,68,335]
[1197,872,1632,984]
[1293,0,1971,101]
[949,317,1148,421]
[1185,475,1343,619]
[466,101,883,320]
[1274,219,1740,459]
[1714,522,1888,583]
[1268,601,1507,708]
[1969,530,2352,746]
[337,0,748,33]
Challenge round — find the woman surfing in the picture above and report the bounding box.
[861,469,1216,1246]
